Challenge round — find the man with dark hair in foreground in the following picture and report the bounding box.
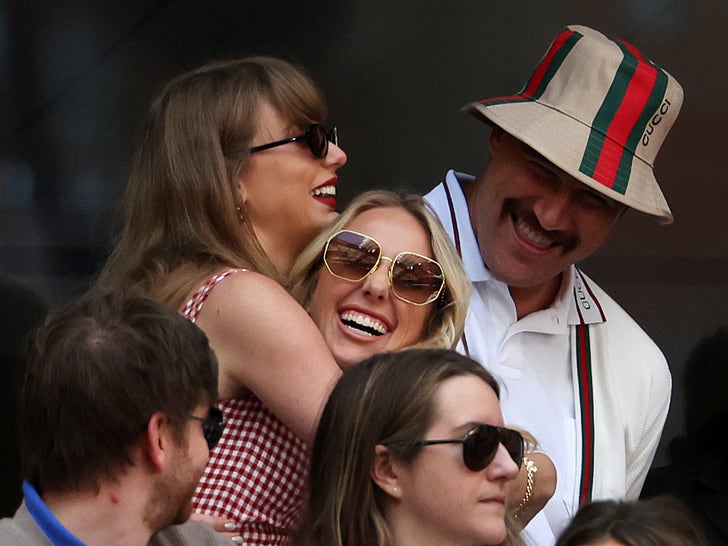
[0,290,230,545]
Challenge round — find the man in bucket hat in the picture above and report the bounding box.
[425,25,681,543]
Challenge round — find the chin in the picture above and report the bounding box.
[336,354,361,371]
[490,263,550,288]
[172,499,194,525]
[333,347,372,370]
[477,525,507,545]
[312,210,339,231]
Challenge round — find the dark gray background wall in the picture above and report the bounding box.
[1,1,726,466]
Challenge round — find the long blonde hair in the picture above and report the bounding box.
[97,56,327,307]
[289,190,471,350]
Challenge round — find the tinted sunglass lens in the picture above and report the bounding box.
[502,429,524,468]
[463,425,499,471]
[202,408,224,450]
[328,126,338,147]
[308,125,328,158]
[391,254,443,304]
[325,232,380,281]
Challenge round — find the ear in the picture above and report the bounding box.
[487,125,506,156]
[371,445,403,500]
[144,412,172,473]
[235,177,249,205]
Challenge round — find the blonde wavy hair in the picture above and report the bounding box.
[289,190,471,350]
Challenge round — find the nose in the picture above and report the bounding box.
[361,257,391,301]
[485,443,520,482]
[533,187,571,231]
[325,141,347,168]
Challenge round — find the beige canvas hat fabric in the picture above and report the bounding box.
[465,25,683,223]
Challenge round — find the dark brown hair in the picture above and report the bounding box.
[18,290,218,493]
[556,496,707,546]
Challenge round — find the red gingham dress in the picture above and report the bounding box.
[181,269,309,545]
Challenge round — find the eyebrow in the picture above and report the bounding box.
[521,141,623,207]
[454,421,495,435]
[521,141,558,170]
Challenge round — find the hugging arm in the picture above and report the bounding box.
[194,271,342,443]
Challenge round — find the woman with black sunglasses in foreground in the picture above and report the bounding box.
[96,56,347,544]
[297,348,526,546]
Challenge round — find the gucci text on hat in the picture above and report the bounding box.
[465,24,683,223]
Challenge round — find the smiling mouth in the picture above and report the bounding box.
[514,216,557,249]
[340,311,388,336]
[312,184,336,198]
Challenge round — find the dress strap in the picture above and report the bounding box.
[180,268,248,323]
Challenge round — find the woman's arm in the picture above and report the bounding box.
[194,271,341,444]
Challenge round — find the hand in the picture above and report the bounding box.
[189,512,243,543]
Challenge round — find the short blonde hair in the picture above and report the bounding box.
[289,190,471,350]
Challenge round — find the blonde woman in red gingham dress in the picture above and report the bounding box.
[95,57,347,544]
[182,269,310,544]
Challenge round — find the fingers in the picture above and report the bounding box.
[189,512,242,542]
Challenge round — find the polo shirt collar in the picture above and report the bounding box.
[567,269,607,325]
[442,170,492,282]
[23,480,86,546]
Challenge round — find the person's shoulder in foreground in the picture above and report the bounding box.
[0,505,228,546]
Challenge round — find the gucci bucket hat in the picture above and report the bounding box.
[465,25,683,223]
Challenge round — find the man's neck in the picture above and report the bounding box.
[508,272,563,320]
[42,478,154,546]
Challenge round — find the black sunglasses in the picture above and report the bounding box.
[189,407,225,450]
[417,423,524,471]
[247,123,338,159]
[323,229,445,306]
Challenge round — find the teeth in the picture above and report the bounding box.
[312,185,336,198]
[516,218,553,248]
[340,311,388,336]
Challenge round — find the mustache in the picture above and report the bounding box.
[504,199,579,253]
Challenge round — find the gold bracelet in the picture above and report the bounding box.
[513,456,538,519]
